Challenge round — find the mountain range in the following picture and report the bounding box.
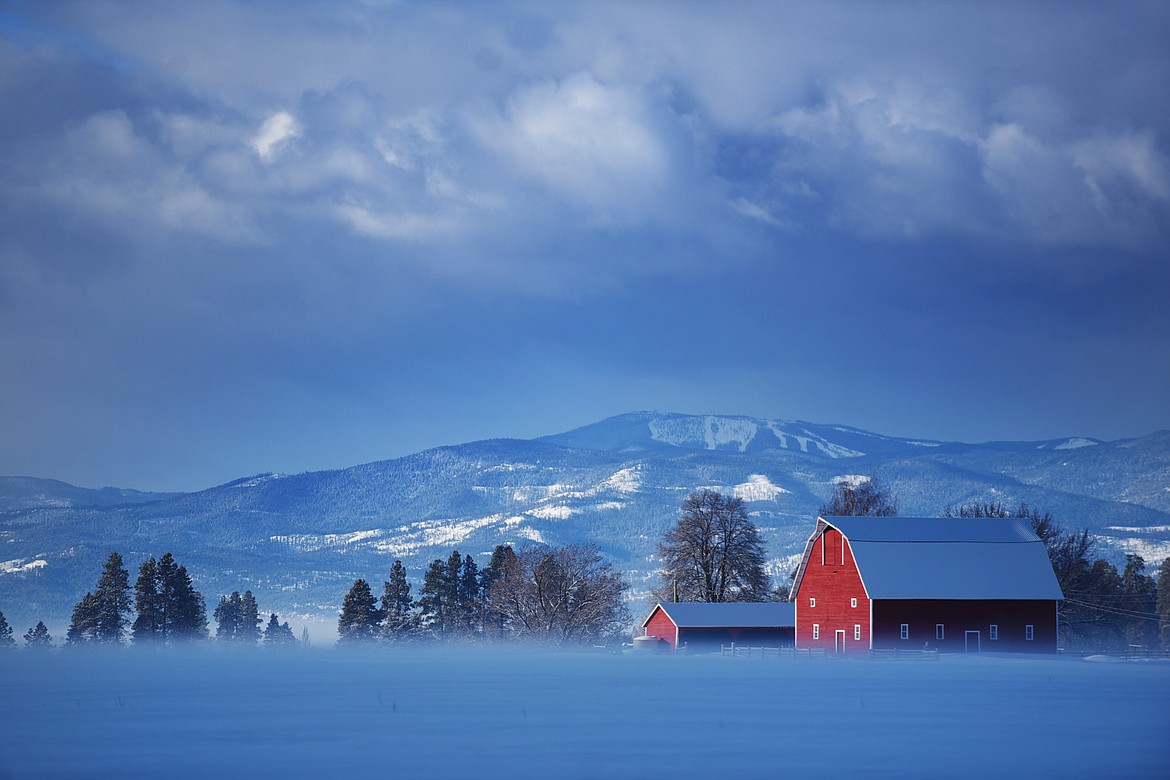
[2,412,1168,637]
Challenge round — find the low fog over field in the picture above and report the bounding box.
[2,649,1166,778]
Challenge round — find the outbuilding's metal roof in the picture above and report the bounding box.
[795,516,1064,601]
[642,601,796,629]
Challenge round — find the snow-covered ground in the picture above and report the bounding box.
[1,648,1167,778]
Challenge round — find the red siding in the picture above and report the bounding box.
[794,529,871,653]
[677,627,795,652]
[644,607,679,650]
[873,599,1058,653]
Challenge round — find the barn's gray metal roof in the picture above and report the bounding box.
[642,601,796,629]
[806,516,1064,601]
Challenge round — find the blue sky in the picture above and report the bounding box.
[1,1,1168,491]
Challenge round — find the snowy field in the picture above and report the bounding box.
[2,648,1167,779]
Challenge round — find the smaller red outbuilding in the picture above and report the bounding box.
[642,602,796,653]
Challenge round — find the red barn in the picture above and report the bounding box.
[642,602,796,653]
[791,516,1063,654]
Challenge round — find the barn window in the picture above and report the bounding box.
[854,624,861,641]
[900,624,908,640]
[1025,624,1034,641]
[989,624,998,641]
[850,598,857,608]
[809,598,816,608]
[936,624,945,640]
[813,624,820,640]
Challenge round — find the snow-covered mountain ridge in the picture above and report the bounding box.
[1,412,1167,634]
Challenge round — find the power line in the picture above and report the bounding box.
[1062,598,1161,622]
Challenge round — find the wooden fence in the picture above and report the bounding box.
[717,643,940,661]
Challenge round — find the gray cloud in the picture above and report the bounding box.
[1,1,1168,490]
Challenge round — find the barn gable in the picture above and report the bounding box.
[792,516,1064,601]
[791,516,1063,653]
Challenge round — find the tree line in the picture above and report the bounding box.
[337,542,630,646]
[4,482,1169,652]
[0,551,300,651]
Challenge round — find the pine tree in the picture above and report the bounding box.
[238,591,261,645]
[444,550,463,634]
[66,552,132,647]
[458,553,481,636]
[0,610,15,648]
[214,592,243,641]
[1122,554,1159,650]
[263,613,298,647]
[93,552,131,644]
[158,553,207,641]
[337,579,380,644]
[1157,557,1170,652]
[24,621,52,650]
[213,590,259,644]
[381,560,416,642]
[133,553,207,644]
[66,591,101,645]
[133,556,164,643]
[418,558,449,639]
[480,545,519,639]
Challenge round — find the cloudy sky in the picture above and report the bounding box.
[2,1,1168,492]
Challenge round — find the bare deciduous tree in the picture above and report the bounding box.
[484,543,629,645]
[820,477,898,517]
[656,490,770,603]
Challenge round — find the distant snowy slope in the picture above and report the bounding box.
[541,412,942,458]
[1,413,1167,633]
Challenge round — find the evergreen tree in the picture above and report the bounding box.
[133,556,164,643]
[213,590,260,644]
[480,545,518,597]
[133,553,207,644]
[443,550,464,636]
[263,613,298,647]
[93,552,132,644]
[24,621,52,650]
[66,591,101,645]
[458,553,482,636]
[480,545,520,639]
[1157,557,1170,652]
[381,560,416,642]
[0,610,15,648]
[238,591,260,645]
[337,578,381,644]
[1122,554,1159,650]
[214,592,243,641]
[158,553,207,641]
[418,557,450,639]
[67,552,132,646]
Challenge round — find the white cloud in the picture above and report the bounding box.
[24,110,257,242]
[480,73,673,221]
[1071,130,1170,206]
[981,123,1169,248]
[251,111,301,161]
